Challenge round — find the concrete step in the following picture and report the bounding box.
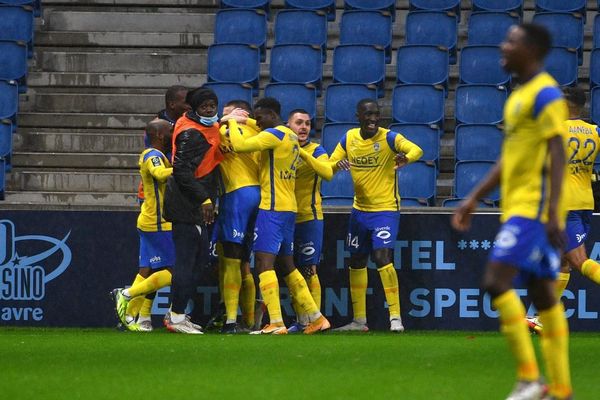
[34,49,205,73]
[2,191,138,207]
[12,152,139,168]
[18,112,153,129]
[35,31,213,48]
[13,129,144,153]
[7,169,139,192]
[23,92,164,113]
[27,72,204,88]
[44,11,215,32]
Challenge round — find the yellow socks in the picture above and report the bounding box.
[259,270,283,324]
[139,297,153,319]
[539,303,572,399]
[555,272,570,300]
[125,274,145,317]
[126,269,172,298]
[349,267,368,323]
[308,274,321,310]
[493,290,539,382]
[240,272,256,328]
[377,263,400,319]
[223,257,242,324]
[285,269,321,321]
[582,259,600,284]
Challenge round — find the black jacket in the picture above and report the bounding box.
[163,113,221,225]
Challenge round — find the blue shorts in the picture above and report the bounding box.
[138,229,175,269]
[294,219,324,267]
[565,210,592,252]
[489,216,561,282]
[253,209,295,256]
[217,186,260,244]
[208,224,219,265]
[346,209,400,254]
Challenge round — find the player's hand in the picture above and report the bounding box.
[202,202,215,225]
[546,213,566,250]
[221,108,249,124]
[336,159,350,171]
[394,153,409,170]
[451,198,477,232]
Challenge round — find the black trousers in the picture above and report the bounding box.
[171,222,209,314]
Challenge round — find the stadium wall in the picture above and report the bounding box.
[0,211,598,331]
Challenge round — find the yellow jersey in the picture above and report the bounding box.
[501,71,568,223]
[329,127,423,212]
[295,141,328,223]
[562,119,600,211]
[137,148,173,232]
[229,120,300,212]
[219,122,260,194]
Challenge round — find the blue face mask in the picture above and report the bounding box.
[197,112,219,126]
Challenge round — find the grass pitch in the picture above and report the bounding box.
[1,328,598,400]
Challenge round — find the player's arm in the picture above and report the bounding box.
[227,119,281,153]
[393,132,424,169]
[146,155,173,182]
[299,148,335,181]
[328,141,350,171]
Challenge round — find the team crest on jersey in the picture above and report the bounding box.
[373,142,380,152]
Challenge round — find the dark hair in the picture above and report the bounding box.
[165,85,188,104]
[356,98,378,112]
[186,87,218,111]
[225,99,252,113]
[288,108,310,119]
[562,86,586,108]
[520,23,552,60]
[254,97,281,115]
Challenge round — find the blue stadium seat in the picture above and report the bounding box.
[207,44,260,90]
[324,83,377,123]
[220,0,270,15]
[274,10,327,61]
[344,0,396,21]
[533,12,583,65]
[392,84,445,128]
[0,40,27,92]
[401,198,429,207]
[594,14,600,49]
[472,0,522,14]
[202,82,253,116]
[321,123,357,154]
[0,0,40,17]
[270,44,323,94]
[590,49,600,88]
[398,161,437,205]
[0,157,5,200]
[455,124,503,162]
[340,11,392,64]
[459,45,509,86]
[0,79,18,119]
[409,0,460,21]
[389,123,440,164]
[214,9,267,62]
[0,119,12,158]
[0,5,34,58]
[455,161,499,201]
[321,171,354,205]
[535,0,585,15]
[264,83,317,121]
[468,12,519,46]
[442,198,494,208]
[544,47,578,87]
[332,45,385,97]
[285,0,335,21]
[455,84,507,125]
[590,87,600,125]
[396,45,449,89]
[405,11,458,64]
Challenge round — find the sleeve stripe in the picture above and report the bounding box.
[596,126,600,138]
[340,132,348,151]
[143,149,162,162]
[386,131,399,152]
[312,145,327,158]
[265,128,285,141]
[533,86,563,119]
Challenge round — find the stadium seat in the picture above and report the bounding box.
[0,119,12,157]
[340,11,392,64]
[270,44,323,94]
[220,0,270,15]
[321,123,357,154]
[202,82,253,116]
[398,161,437,205]
[590,87,600,125]
[0,40,27,92]
[0,0,40,16]
[285,0,335,21]
[344,0,396,21]
[442,198,494,208]
[264,83,317,121]
[0,157,5,200]
[594,14,600,49]
[214,9,267,62]
[321,171,354,205]
[455,84,507,125]
[0,79,18,120]
[459,45,510,86]
[332,45,385,97]
[0,5,34,58]
[467,12,519,46]
[532,12,583,65]
[535,0,585,15]
[324,83,377,123]
[207,44,260,90]
[472,0,522,14]
[409,0,460,21]
[455,124,503,162]
[392,84,445,128]
[455,161,499,201]
[544,47,578,87]
[274,10,327,61]
[396,45,449,89]
[401,198,428,207]
[590,49,600,88]
[405,11,458,64]
[389,123,440,164]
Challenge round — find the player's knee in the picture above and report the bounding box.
[349,254,369,268]
[371,249,392,267]
[222,241,244,259]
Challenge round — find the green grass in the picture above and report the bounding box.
[0,328,598,400]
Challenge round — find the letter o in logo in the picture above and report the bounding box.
[376,230,391,240]
[301,246,316,256]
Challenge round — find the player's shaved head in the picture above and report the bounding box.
[146,119,172,140]
[520,23,552,60]
[356,98,378,113]
[563,86,586,108]
[225,99,252,113]
[254,97,281,115]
